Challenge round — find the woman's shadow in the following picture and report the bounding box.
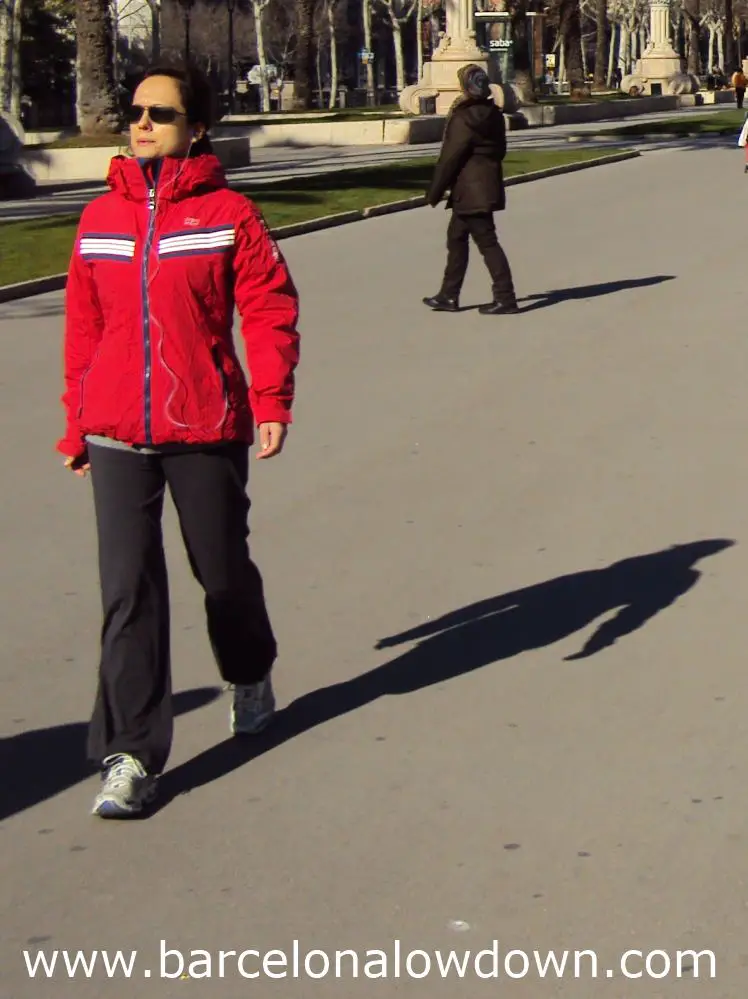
[0,687,221,822]
[159,538,734,806]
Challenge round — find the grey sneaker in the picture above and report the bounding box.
[230,676,276,735]
[91,753,157,818]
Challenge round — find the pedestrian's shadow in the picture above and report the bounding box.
[0,687,221,822]
[517,275,676,313]
[159,539,733,808]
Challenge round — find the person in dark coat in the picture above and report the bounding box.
[423,64,518,315]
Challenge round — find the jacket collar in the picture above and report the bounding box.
[106,152,228,203]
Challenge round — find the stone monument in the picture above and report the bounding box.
[622,0,697,96]
[399,0,514,114]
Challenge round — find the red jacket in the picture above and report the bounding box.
[58,153,300,459]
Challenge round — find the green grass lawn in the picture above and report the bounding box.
[1,147,627,285]
[605,109,745,136]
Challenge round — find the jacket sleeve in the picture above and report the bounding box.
[427,115,474,206]
[233,202,300,426]
[57,220,105,458]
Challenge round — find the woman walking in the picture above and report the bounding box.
[58,62,301,817]
[423,65,518,315]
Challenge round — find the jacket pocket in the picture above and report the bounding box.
[77,347,104,419]
[211,344,230,403]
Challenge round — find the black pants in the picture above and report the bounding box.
[737,88,746,109]
[441,211,516,302]
[86,442,277,774]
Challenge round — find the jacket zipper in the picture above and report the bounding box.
[142,183,157,443]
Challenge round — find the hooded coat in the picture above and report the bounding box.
[58,153,300,460]
[426,94,507,215]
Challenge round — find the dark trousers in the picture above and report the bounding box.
[86,442,277,774]
[440,211,516,302]
[737,88,746,109]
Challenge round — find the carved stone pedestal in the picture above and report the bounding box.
[621,0,696,96]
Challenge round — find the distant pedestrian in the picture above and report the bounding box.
[733,68,747,109]
[58,61,301,818]
[423,64,518,316]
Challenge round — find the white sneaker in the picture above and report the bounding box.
[230,676,276,735]
[91,753,157,818]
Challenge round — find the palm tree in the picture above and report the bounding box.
[594,0,608,88]
[558,0,586,95]
[724,0,735,71]
[293,0,318,109]
[75,0,120,135]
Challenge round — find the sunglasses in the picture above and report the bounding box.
[127,104,187,125]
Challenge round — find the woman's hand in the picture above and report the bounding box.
[256,422,288,460]
[64,454,91,477]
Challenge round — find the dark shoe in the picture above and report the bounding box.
[423,294,459,312]
[478,299,520,316]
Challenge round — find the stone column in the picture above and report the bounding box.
[649,0,672,49]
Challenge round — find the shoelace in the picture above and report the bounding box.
[103,755,144,787]
[236,684,262,706]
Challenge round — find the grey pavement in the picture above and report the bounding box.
[1,103,740,221]
[1,142,747,997]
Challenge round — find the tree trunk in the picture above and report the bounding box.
[327,0,338,108]
[594,0,608,86]
[0,0,23,116]
[429,10,439,51]
[717,25,725,70]
[607,21,617,85]
[416,0,423,79]
[76,0,120,134]
[558,0,586,94]
[619,25,629,74]
[363,0,375,103]
[676,12,685,57]
[315,32,323,106]
[253,0,272,112]
[708,24,715,69]
[293,0,317,109]
[511,13,535,102]
[391,15,405,93]
[684,0,700,75]
[724,0,735,70]
[146,0,161,60]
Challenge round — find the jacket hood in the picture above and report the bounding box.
[106,152,228,202]
[455,98,500,137]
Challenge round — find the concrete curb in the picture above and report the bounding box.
[364,196,427,217]
[270,211,363,239]
[0,274,67,304]
[0,151,640,303]
[502,150,640,187]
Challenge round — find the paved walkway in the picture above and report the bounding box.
[1,144,746,997]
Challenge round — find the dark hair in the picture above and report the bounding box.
[139,61,215,154]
